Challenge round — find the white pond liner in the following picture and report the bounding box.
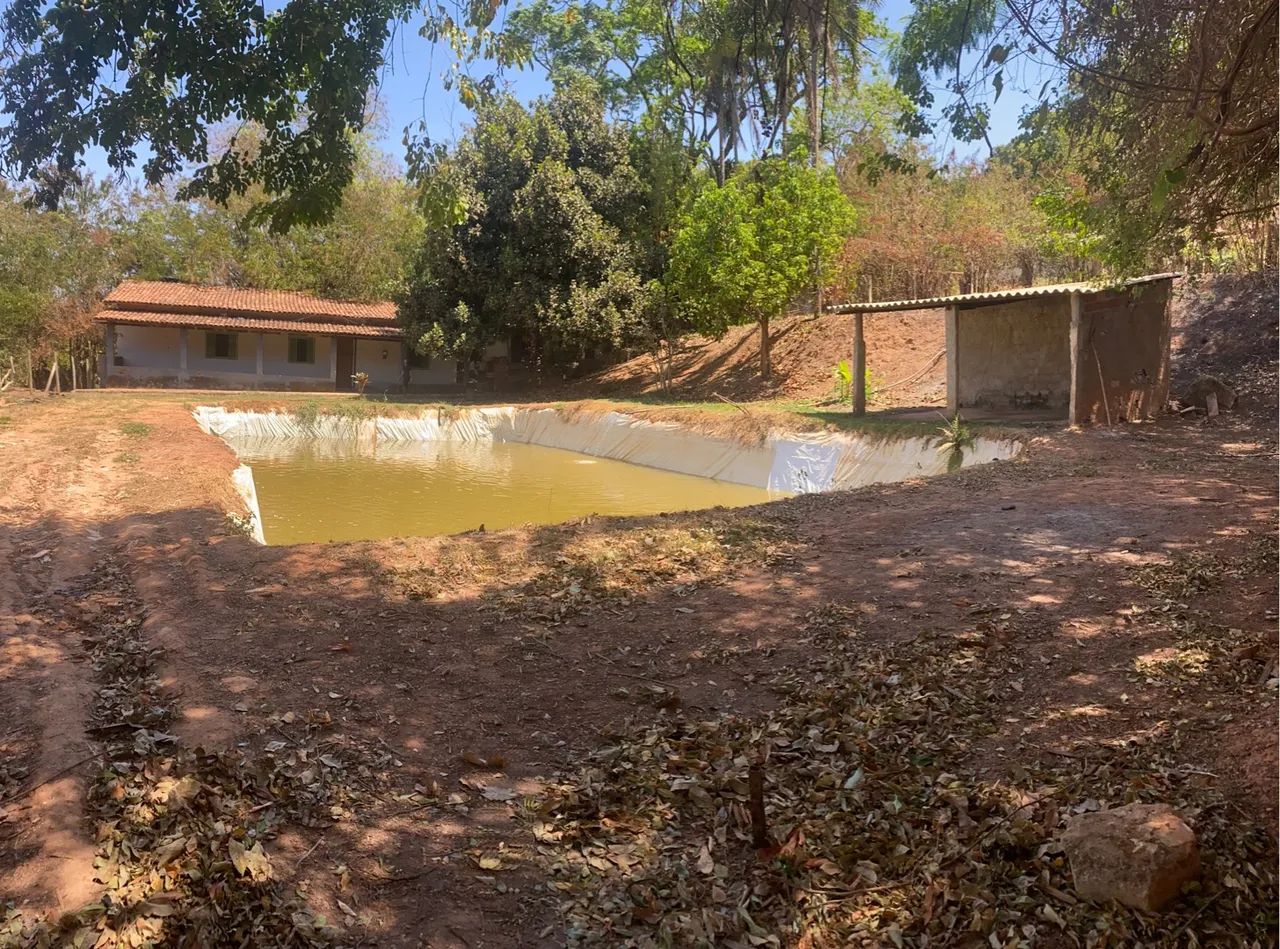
[195,405,1022,501]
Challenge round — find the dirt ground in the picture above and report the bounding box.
[1,277,1276,946]
[578,308,947,406]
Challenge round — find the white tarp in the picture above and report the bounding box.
[193,405,1022,495]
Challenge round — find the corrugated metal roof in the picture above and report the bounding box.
[825,273,1179,314]
[94,309,405,340]
[104,280,397,322]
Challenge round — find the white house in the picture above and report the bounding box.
[94,280,462,392]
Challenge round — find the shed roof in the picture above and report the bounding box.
[102,280,397,323]
[825,273,1179,314]
[96,309,405,340]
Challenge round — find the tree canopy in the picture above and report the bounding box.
[667,156,855,379]
[399,84,667,375]
[893,0,1278,268]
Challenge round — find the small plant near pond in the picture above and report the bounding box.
[351,371,369,396]
[936,414,975,472]
[830,361,880,405]
[120,421,152,438]
[329,400,372,422]
[292,399,320,429]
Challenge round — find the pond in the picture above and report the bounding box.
[226,437,785,545]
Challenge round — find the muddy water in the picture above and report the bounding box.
[226,437,784,545]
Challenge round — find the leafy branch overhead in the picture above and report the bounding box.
[894,0,1278,267]
[1,0,419,230]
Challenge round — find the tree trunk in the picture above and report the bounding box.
[807,3,823,320]
[759,314,771,381]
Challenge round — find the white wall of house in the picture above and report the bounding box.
[354,339,404,389]
[262,333,332,380]
[114,325,181,370]
[105,322,472,390]
[188,330,257,376]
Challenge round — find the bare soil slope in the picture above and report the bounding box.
[581,274,1277,412]
[581,308,947,406]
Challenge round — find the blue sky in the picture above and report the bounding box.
[85,0,1052,182]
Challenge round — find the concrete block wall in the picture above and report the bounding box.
[1069,281,1173,424]
[953,298,1072,412]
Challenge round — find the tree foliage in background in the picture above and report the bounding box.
[0,139,422,371]
[667,156,855,379]
[837,148,1088,301]
[506,0,874,181]
[119,143,423,301]
[894,0,1278,270]
[400,84,672,376]
[0,181,117,363]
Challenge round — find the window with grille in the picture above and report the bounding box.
[288,336,316,364]
[205,333,237,359]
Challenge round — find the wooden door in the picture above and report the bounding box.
[336,338,356,391]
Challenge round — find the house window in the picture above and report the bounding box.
[408,348,432,370]
[288,336,316,364]
[205,332,237,359]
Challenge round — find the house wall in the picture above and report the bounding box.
[355,339,405,391]
[188,330,257,377]
[262,333,333,380]
[105,324,338,390]
[953,298,1072,412]
[1069,280,1173,424]
[114,324,181,370]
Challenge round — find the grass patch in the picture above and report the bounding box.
[0,415,11,429]
[120,421,152,438]
[113,451,140,464]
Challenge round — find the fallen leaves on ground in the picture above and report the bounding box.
[4,560,394,947]
[532,603,1277,946]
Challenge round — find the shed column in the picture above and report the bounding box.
[102,322,116,386]
[330,336,339,389]
[944,305,959,416]
[178,328,189,385]
[255,333,264,389]
[1067,292,1083,425]
[851,312,866,416]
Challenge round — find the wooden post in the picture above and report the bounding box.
[255,332,264,389]
[103,323,115,387]
[178,327,189,385]
[329,336,339,389]
[944,305,959,416]
[70,346,77,390]
[851,311,866,416]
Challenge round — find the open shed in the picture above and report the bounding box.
[827,274,1178,424]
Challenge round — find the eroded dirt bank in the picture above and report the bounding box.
[0,389,1275,945]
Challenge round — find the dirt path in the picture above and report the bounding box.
[0,391,1275,945]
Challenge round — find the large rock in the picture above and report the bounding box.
[1061,802,1200,911]
[1184,374,1237,411]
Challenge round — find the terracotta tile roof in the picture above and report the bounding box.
[103,280,397,322]
[94,309,404,340]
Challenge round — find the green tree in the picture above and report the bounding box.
[116,142,423,301]
[892,0,1277,270]
[667,157,855,380]
[0,182,117,359]
[400,84,664,377]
